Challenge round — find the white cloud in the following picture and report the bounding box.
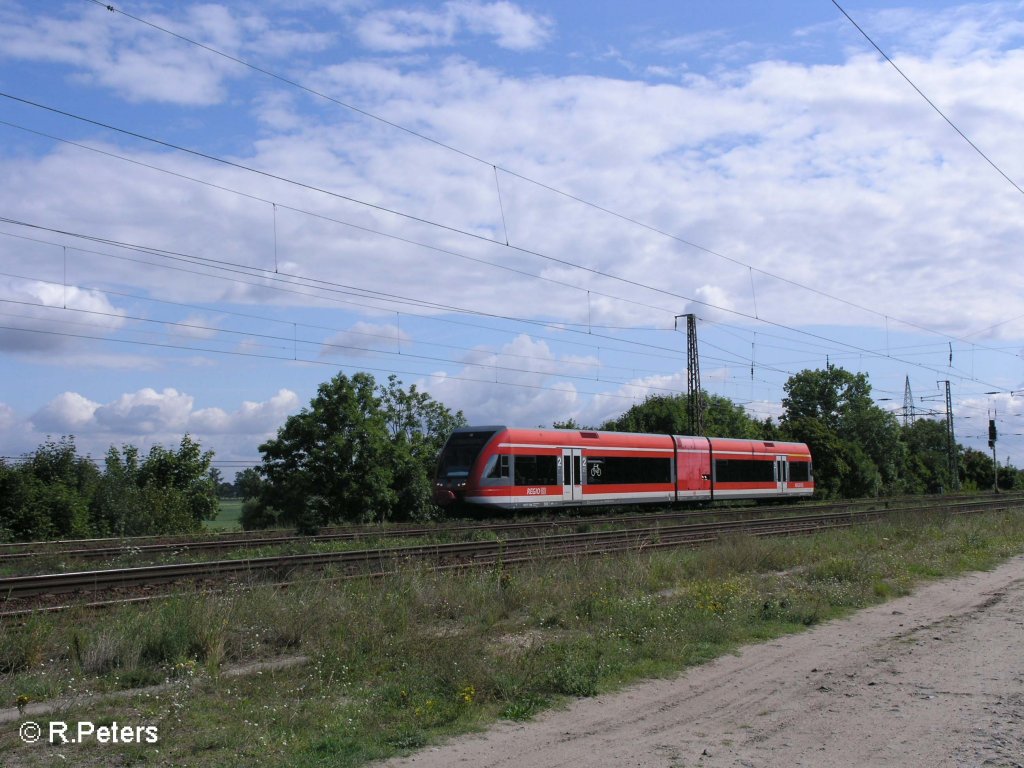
[453,1,553,51]
[0,4,242,105]
[11,388,304,474]
[190,389,300,434]
[31,392,101,433]
[5,11,1022,348]
[0,278,126,352]
[422,334,657,427]
[29,386,301,439]
[0,2,332,106]
[357,1,552,52]
[94,388,195,433]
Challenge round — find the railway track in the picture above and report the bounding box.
[5,492,1017,566]
[1,494,1016,615]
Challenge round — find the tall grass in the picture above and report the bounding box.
[2,508,1024,766]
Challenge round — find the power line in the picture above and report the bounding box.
[2,90,1017,378]
[0,31,1015,391]
[0,118,680,325]
[0,225,692,362]
[0,283,691,389]
[78,1,1019,356]
[0,323,689,404]
[0,213,1006,390]
[34,3,1014,355]
[831,0,1024,198]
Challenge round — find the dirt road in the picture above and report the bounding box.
[386,555,1024,768]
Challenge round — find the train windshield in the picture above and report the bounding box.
[436,430,496,479]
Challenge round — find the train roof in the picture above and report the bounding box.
[449,426,809,455]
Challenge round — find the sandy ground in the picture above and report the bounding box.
[385,555,1024,768]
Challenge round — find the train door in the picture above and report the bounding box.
[562,448,583,501]
[775,455,789,494]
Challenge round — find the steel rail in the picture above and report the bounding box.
[6,492,1019,564]
[1,496,1014,607]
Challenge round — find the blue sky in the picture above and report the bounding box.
[2,0,1024,476]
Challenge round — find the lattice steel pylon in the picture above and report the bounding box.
[903,376,916,427]
[685,314,704,437]
[674,313,705,436]
[944,380,960,491]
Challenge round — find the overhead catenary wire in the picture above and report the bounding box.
[3,91,1016,382]
[2,67,1019,371]
[831,0,1024,199]
[1,5,1018,444]
[0,251,684,373]
[0,213,1007,391]
[0,224,695,362]
[0,276,691,384]
[0,119,682,326]
[0,324,693,405]
[76,1,1023,354]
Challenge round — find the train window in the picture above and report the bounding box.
[586,456,672,485]
[789,461,811,482]
[484,454,510,480]
[437,430,496,479]
[513,455,559,485]
[714,459,776,483]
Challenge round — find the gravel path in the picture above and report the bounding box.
[385,555,1024,768]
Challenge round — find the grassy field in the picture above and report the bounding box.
[3,506,1024,766]
[206,498,244,531]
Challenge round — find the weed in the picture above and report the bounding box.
[1,506,1023,767]
[0,613,51,673]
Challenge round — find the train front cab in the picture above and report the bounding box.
[432,426,504,508]
[435,426,567,510]
[434,427,680,511]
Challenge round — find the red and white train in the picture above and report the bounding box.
[432,426,814,511]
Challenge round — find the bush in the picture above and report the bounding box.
[1,435,219,542]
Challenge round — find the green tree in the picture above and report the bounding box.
[600,391,767,439]
[961,448,997,491]
[254,372,464,530]
[0,435,217,541]
[0,460,16,541]
[997,463,1022,490]
[236,466,277,530]
[781,367,902,497]
[137,435,219,526]
[703,393,767,438]
[782,367,870,431]
[601,394,687,434]
[0,437,98,541]
[91,444,141,536]
[899,418,953,493]
[379,375,466,522]
[91,436,218,536]
[235,467,265,501]
[257,372,392,531]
